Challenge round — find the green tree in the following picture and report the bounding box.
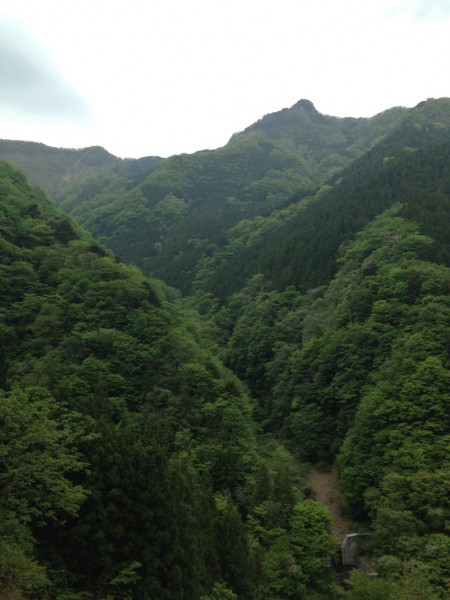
[0,386,94,524]
[0,386,94,597]
[215,493,254,599]
[289,500,336,589]
[200,582,238,600]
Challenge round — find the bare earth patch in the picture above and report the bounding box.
[306,470,378,575]
[306,468,351,542]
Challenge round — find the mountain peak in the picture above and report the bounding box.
[292,99,318,112]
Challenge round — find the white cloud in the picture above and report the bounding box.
[391,0,450,20]
[0,18,90,120]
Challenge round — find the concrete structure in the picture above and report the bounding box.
[342,533,360,566]
[341,533,377,575]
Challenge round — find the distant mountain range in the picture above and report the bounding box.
[2,98,450,297]
[0,140,162,199]
[0,99,409,291]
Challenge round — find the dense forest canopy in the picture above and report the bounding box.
[0,162,340,598]
[1,97,450,598]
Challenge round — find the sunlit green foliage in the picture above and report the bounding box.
[0,386,94,598]
[0,161,261,599]
[214,207,450,594]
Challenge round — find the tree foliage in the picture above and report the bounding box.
[2,97,450,598]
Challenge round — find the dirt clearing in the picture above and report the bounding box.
[306,468,351,541]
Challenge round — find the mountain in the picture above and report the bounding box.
[0,160,254,597]
[197,97,450,299]
[216,200,450,596]
[234,98,406,179]
[2,97,450,598]
[0,100,406,293]
[65,101,407,293]
[0,139,163,201]
[190,98,450,596]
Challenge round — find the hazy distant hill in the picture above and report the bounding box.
[0,139,162,206]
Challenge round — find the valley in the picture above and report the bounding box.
[0,97,449,599]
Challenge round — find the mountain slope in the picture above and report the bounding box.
[2,94,450,596]
[190,97,450,597]
[0,160,257,598]
[72,101,407,292]
[0,160,342,600]
[213,206,450,595]
[235,98,406,179]
[199,98,450,299]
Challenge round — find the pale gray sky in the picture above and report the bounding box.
[1,0,449,158]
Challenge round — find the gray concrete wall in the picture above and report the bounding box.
[342,534,360,565]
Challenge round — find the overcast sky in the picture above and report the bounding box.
[1,0,449,158]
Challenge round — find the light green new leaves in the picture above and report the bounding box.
[0,386,95,524]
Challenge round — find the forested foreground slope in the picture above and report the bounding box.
[0,161,351,599]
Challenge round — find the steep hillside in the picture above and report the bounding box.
[199,98,450,299]
[2,91,450,596]
[0,160,255,597]
[217,207,450,596]
[70,101,406,292]
[194,103,450,595]
[236,99,406,179]
[0,161,340,600]
[209,207,450,597]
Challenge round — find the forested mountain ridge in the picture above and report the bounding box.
[194,102,450,597]
[0,100,406,293]
[52,101,408,294]
[0,159,255,597]
[234,99,407,180]
[213,205,450,597]
[0,139,163,202]
[196,97,450,300]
